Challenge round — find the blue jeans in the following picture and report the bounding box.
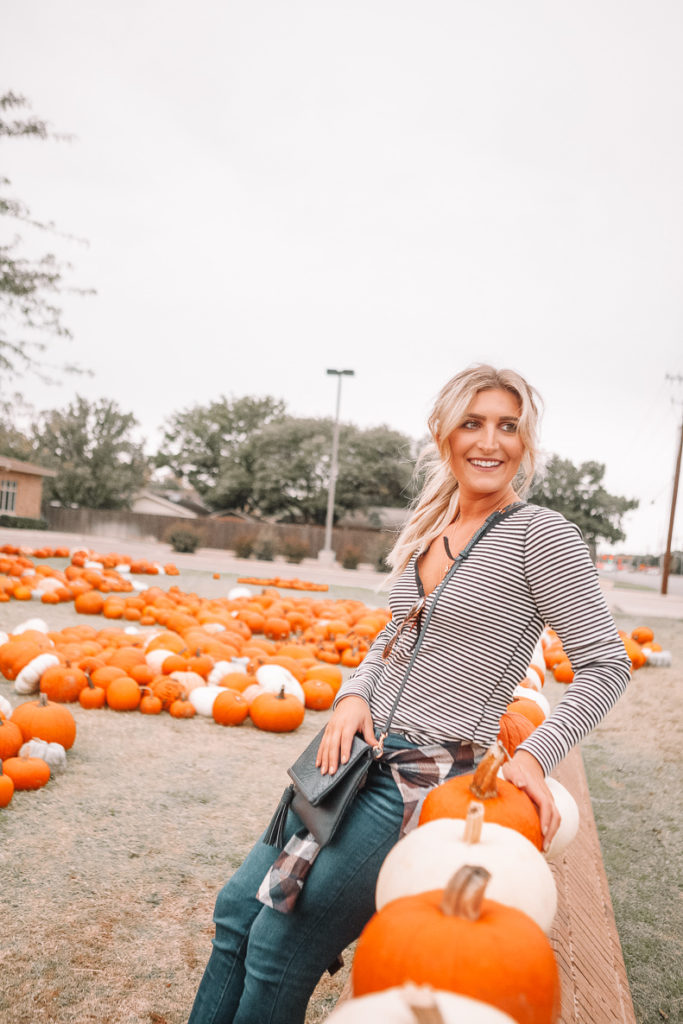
[188,734,469,1024]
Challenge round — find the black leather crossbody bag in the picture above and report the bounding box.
[263,502,524,849]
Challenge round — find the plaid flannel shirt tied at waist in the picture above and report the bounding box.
[257,740,475,914]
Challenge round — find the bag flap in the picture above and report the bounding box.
[288,729,372,805]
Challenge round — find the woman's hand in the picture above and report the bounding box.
[502,749,561,854]
[315,696,377,776]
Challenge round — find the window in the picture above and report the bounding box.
[0,479,17,513]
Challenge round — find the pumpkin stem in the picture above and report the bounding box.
[439,865,491,920]
[38,693,49,707]
[277,684,287,700]
[468,740,508,799]
[463,801,484,844]
[402,984,446,1024]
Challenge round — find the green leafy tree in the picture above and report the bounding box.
[156,395,286,509]
[0,92,91,384]
[234,417,414,524]
[156,399,416,523]
[335,424,415,513]
[250,417,334,522]
[33,396,148,509]
[529,456,638,556]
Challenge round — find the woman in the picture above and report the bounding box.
[189,364,631,1024]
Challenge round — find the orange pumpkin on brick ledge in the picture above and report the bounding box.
[419,742,543,851]
[352,864,560,1024]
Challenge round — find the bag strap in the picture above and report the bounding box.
[372,501,526,755]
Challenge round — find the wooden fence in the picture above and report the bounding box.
[44,507,393,565]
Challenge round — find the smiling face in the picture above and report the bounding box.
[447,387,525,500]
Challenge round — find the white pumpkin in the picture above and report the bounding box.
[242,683,266,706]
[228,586,253,599]
[84,559,104,570]
[255,665,305,704]
[544,777,580,859]
[115,564,131,573]
[327,985,517,1023]
[202,621,227,634]
[143,631,163,649]
[0,693,13,718]
[0,631,8,647]
[170,670,205,693]
[512,685,550,719]
[375,804,557,934]
[12,617,50,636]
[35,576,62,593]
[188,685,224,716]
[517,671,542,692]
[529,637,546,676]
[145,649,177,673]
[208,660,244,686]
[19,739,67,773]
[14,653,61,694]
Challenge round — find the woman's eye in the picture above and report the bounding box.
[461,420,479,430]
[501,422,518,433]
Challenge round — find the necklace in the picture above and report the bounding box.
[442,534,455,577]
[441,498,518,576]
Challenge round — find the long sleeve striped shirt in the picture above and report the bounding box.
[335,503,631,776]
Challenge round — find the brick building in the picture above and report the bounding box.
[0,456,57,520]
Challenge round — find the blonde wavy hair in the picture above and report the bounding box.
[385,364,542,584]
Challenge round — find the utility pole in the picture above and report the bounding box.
[661,374,683,595]
[318,368,355,565]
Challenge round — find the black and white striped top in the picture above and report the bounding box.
[336,503,631,776]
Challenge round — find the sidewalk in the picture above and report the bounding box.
[3,526,682,619]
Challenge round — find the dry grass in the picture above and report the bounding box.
[0,596,680,1023]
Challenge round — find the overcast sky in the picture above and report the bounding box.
[2,1,682,554]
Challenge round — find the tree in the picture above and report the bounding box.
[0,92,91,384]
[32,397,148,510]
[335,424,415,514]
[528,456,638,555]
[156,399,416,523]
[156,396,287,509]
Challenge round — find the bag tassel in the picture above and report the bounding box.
[263,784,295,847]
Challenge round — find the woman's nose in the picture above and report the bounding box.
[477,426,498,451]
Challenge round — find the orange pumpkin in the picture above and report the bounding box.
[40,664,88,703]
[106,676,141,711]
[497,710,534,756]
[79,678,106,710]
[352,865,560,1024]
[301,679,335,711]
[419,742,543,850]
[212,689,249,726]
[553,660,574,683]
[305,665,343,693]
[505,697,545,729]
[0,763,14,807]
[168,697,196,718]
[3,755,51,790]
[10,694,77,749]
[0,717,24,759]
[249,685,305,733]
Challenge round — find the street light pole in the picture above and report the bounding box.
[319,368,355,564]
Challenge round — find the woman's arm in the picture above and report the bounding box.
[516,508,632,775]
[501,508,630,849]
